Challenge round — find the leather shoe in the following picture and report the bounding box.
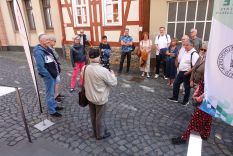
[96,132,111,140]
[50,112,62,117]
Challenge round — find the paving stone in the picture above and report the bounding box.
[0,51,233,156]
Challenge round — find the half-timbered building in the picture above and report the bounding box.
[58,0,150,46]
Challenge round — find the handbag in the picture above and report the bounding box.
[78,65,89,107]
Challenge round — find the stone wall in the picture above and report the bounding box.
[64,46,141,69]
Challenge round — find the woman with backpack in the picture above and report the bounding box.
[70,36,86,93]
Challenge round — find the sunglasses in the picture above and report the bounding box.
[200,48,207,52]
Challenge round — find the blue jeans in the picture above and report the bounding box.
[43,76,57,114]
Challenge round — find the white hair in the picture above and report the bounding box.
[184,39,193,46]
[49,36,56,41]
[190,28,197,33]
[202,42,208,49]
[38,33,48,41]
[182,35,189,40]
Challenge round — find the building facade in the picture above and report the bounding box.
[59,0,150,46]
[0,0,214,51]
[0,0,62,50]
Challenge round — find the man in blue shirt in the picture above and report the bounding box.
[33,34,63,117]
[118,28,133,74]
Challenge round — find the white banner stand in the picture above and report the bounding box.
[187,134,202,156]
[34,119,54,131]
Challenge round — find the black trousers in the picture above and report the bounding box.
[156,54,167,76]
[173,71,191,102]
[119,52,131,72]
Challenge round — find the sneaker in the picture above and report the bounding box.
[57,94,65,99]
[55,106,64,111]
[70,88,75,93]
[167,97,178,103]
[164,76,168,80]
[171,137,186,145]
[181,101,189,106]
[141,72,145,77]
[154,74,159,79]
[55,97,62,103]
[50,112,62,117]
[147,74,150,78]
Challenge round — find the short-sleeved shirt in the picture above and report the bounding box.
[191,37,202,53]
[155,34,171,55]
[120,35,133,53]
[179,48,199,72]
[178,46,186,63]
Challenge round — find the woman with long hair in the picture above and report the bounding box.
[165,38,179,86]
[139,32,152,78]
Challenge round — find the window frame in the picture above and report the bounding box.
[102,0,122,26]
[167,0,213,41]
[72,0,90,27]
[8,0,19,31]
[42,0,53,30]
[24,0,36,30]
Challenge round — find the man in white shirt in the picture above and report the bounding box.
[84,49,117,140]
[78,29,92,48]
[154,27,171,79]
[168,40,199,105]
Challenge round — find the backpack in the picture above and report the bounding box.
[102,49,111,62]
[158,34,168,42]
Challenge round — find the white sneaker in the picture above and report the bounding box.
[147,74,150,78]
[141,72,145,77]
[154,74,159,79]
[164,76,168,80]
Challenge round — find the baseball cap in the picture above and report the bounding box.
[89,48,100,59]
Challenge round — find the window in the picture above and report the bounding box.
[102,0,122,26]
[25,0,36,30]
[42,0,53,29]
[8,1,18,31]
[167,0,214,41]
[72,0,90,26]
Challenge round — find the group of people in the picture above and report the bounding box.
[33,27,213,142]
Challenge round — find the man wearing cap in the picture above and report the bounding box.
[83,49,117,140]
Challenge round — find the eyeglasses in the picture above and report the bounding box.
[200,48,207,52]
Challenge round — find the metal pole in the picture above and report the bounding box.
[15,87,32,143]
[14,0,43,113]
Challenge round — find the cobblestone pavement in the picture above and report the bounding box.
[0,51,233,156]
